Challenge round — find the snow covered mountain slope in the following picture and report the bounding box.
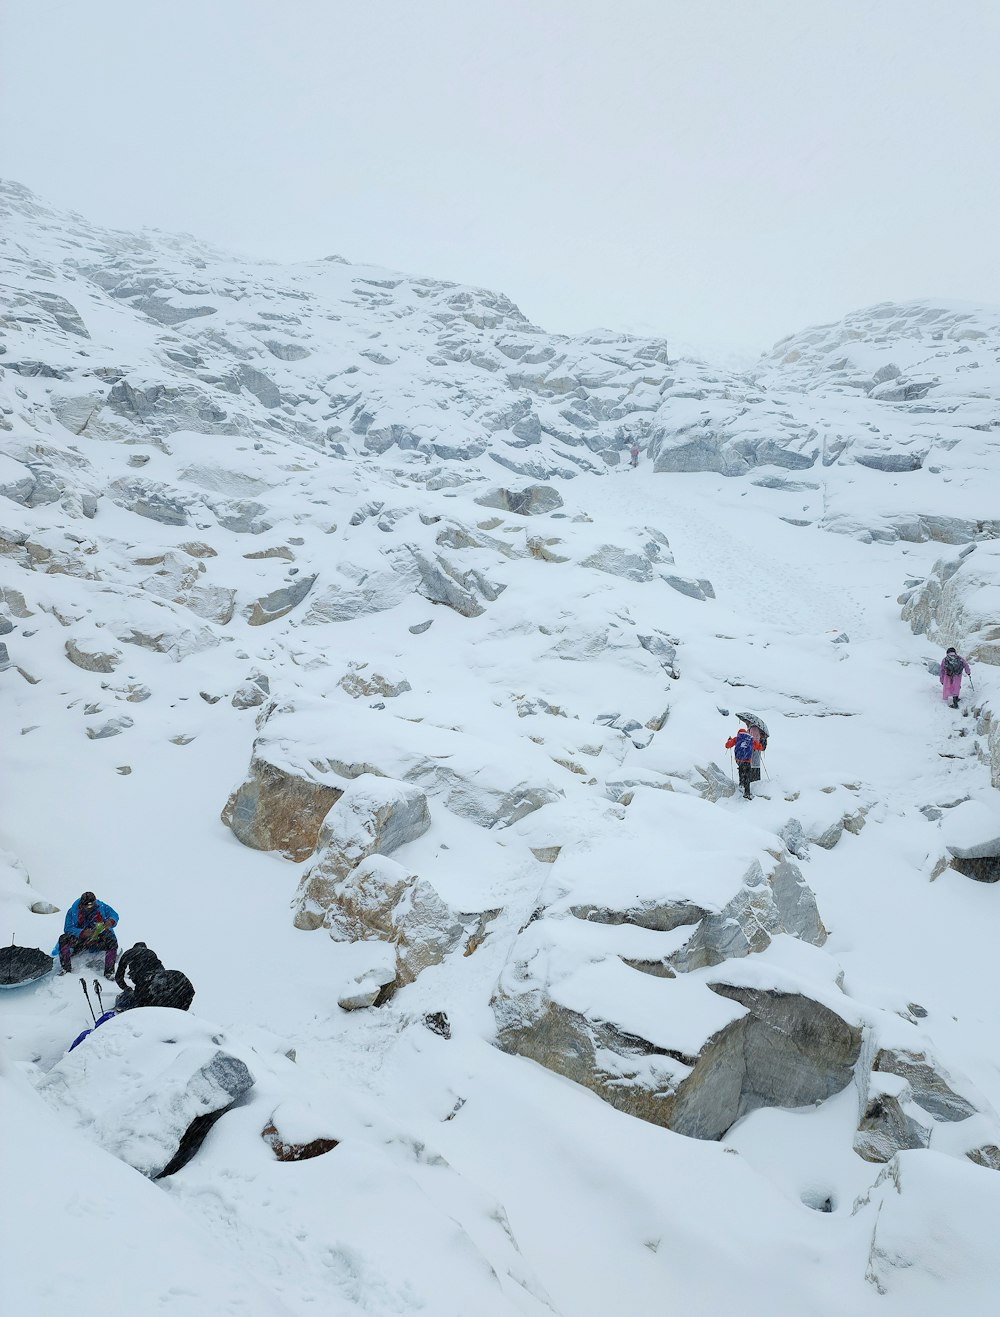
[2,182,1000,1317]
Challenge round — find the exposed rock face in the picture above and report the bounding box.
[662,573,715,601]
[853,1044,991,1165]
[246,574,318,626]
[474,484,564,516]
[321,854,471,987]
[403,546,505,617]
[139,552,236,624]
[338,664,411,699]
[38,1011,254,1179]
[65,634,122,673]
[222,753,343,861]
[293,775,431,929]
[493,973,862,1142]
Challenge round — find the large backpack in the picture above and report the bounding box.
[143,967,195,1012]
[944,652,963,678]
[733,730,755,761]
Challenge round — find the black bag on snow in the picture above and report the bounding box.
[142,967,195,1011]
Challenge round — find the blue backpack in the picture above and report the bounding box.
[733,731,755,760]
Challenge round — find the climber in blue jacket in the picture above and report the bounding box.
[56,891,119,978]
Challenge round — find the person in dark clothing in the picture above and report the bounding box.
[114,941,164,1011]
[725,728,764,800]
[57,891,119,978]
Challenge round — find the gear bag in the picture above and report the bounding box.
[944,653,964,677]
[733,730,755,761]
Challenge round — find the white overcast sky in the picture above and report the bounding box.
[2,0,998,356]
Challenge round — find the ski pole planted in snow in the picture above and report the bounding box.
[80,977,96,1024]
[93,978,106,1016]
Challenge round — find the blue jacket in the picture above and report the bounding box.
[53,899,119,953]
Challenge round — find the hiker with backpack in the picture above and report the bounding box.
[57,891,119,979]
[115,941,195,1012]
[114,940,164,1010]
[629,441,640,468]
[939,647,971,708]
[725,727,764,800]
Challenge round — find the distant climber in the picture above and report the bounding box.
[940,647,971,708]
[725,728,763,800]
[57,891,118,978]
[745,718,769,783]
[629,441,640,468]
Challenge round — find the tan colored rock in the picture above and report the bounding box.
[66,635,122,673]
[223,754,343,862]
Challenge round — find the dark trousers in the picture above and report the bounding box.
[736,761,753,796]
[59,931,117,974]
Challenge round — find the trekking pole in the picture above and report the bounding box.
[93,979,106,1017]
[728,750,735,783]
[80,977,96,1025]
[762,756,771,781]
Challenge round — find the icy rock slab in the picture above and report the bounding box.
[222,751,343,862]
[294,775,431,930]
[38,1010,254,1179]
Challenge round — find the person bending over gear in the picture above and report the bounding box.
[725,728,764,800]
[58,891,118,978]
[114,941,163,1011]
[940,647,971,708]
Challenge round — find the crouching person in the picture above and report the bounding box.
[115,941,195,1013]
[58,891,119,979]
[114,940,163,1011]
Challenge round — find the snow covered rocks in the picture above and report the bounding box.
[38,1011,254,1178]
[492,793,847,1140]
[293,775,431,930]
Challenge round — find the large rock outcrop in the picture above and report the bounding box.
[293,775,431,929]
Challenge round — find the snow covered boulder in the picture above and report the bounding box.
[139,551,236,624]
[492,938,862,1141]
[403,545,506,617]
[473,484,563,516]
[852,1045,1000,1167]
[320,854,473,987]
[338,662,411,699]
[65,634,122,673]
[245,572,318,625]
[38,1010,254,1179]
[293,775,431,930]
[579,544,654,582]
[852,1153,1000,1305]
[222,750,344,862]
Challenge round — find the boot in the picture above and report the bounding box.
[951,696,959,708]
[743,789,752,800]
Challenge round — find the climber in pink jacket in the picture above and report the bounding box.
[939,647,971,708]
